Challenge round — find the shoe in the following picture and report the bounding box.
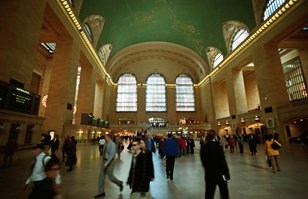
[67,168,73,172]
[119,182,123,192]
[94,193,105,198]
[272,170,276,173]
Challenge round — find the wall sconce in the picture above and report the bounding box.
[225,120,229,125]
[217,122,221,126]
[240,118,245,123]
[254,116,260,121]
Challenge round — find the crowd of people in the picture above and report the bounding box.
[0,130,283,199]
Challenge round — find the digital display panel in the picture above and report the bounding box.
[0,81,40,115]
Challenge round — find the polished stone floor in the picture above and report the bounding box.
[1,141,308,199]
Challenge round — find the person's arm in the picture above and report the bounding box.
[218,145,230,180]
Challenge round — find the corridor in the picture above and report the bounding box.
[1,142,308,199]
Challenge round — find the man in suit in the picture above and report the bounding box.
[200,130,230,199]
[95,134,123,198]
[50,135,59,157]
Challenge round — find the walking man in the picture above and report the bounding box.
[163,134,179,181]
[23,144,62,194]
[95,134,123,198]
[200,130,230,199]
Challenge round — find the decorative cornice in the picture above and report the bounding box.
[197,0,302,87]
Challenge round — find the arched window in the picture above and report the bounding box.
[83,23,93,42]
[176,74,195,111]
[213,53,224,68]
[146,74,166,112]
[263,0,286,21]
[231,29,249,51]
[116,73,137,112]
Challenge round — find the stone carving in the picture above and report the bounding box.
[222,20,249,53]
[83,15,105,47]
[205,47,223,69]
[98,44,113,66]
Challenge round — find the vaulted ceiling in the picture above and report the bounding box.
[79,0,256,66]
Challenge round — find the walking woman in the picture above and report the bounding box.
[264,134,282,173]
[139,139,155,186]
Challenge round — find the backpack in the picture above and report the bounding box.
[271,140,281,150]
[42,153,51,169]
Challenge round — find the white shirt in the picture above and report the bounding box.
[26,152,61,184]
[99,139,105,145]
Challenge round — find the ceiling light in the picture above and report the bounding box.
[247,63,254,67]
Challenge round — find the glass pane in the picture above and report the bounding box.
[116,73,137,112]
[176,74,195,111]
[146,74,166,112]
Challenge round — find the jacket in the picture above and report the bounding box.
[163,138,179,157]
[264,139,281,156]
[127,151,154,192]
[200,141,230,181]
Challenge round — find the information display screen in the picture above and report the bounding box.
[9,89,33,113]
[0,81,40,115]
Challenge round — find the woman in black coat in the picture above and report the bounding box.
[127,139,154,196]
[65,137,77,172]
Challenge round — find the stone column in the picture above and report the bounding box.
[93,80,105,118]
[0,0,46,89]
[43,37,78,137]
[253,43,289,107]
[75,65,96,125]
[232,69,248,114]
[167,86,176,124]
[200,78,216,128]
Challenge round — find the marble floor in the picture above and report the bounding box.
[1,141,308,199]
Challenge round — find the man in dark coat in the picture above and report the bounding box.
[200,130,230,199]
[127,139,151,198]
[163,134,179,180]
[2,137,17,168]
[50,135,59,157]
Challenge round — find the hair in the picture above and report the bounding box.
[140,139,148,150]
[266,134,273,140]
[132,138,141,145]
[167,133,172,138]
[45,157,61,172]
[206,129,216,141]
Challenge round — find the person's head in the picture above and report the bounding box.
[206,130,216,141]
[45,158,61,180]
[139,139,148,151]
[131,140,141,153]
[31,144,44,157]
[167,133,172,139]
[267,134,273,140]
[105,134,111,142]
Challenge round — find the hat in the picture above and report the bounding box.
[31,144,44,150]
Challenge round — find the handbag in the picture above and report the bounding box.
[271,140,281,150]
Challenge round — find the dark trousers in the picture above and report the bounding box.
[205,178,229,199]
[166,156,175,179]
[2,154,13,167]
[238,142,243,153]
[190,146,194,154]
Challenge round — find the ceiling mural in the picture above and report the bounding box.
[79,0,256,64]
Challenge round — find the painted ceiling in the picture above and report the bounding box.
[79,0,256,63]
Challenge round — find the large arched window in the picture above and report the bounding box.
[83,23,93,42]
[212,53,224,68]
[146,74,166,112]
[231,29,249,51]
[263,0,286,21]
[116,73,137,112]
[176,74,195,111]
